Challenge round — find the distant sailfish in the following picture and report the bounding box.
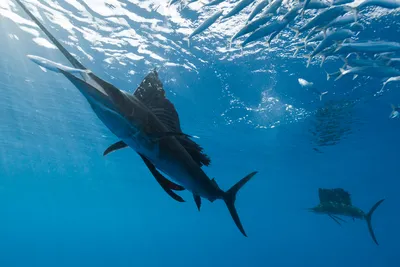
[308,188,384,245]
[187,10,223,47]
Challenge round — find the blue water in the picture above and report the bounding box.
[0,1,399,266]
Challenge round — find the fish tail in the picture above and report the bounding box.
[306,55,312,68]
[365,199,384,245]
[340,56,348,69]
[325,70,331,81]
[335,68,347,81]
[320,56,326,68]
[354,9,358,23]
[319,91,328,101]
[223,171,257,237]
[334,43,343,53]
[290,27,300,39]
[293,48,300,57]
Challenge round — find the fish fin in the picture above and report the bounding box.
[177,136,211,167]
[211,178,219,188]
[320,56,326,67]
[290,27,300,38]
[223,171,257,237]
[133,70,183,134]
[334,43,342,53]
[365,199,385,245]
[328,214,342,226]
[333,215,347,223]
[140,154,186,203]
[335,68,347,81]
[103,141,128,156]
[319,91,328,101]
[325,70,331,81]
[305,55,312,68]
[193,194,201,211]
[340,56,348,68]
[354,9,358,22]
[353,74,358,80]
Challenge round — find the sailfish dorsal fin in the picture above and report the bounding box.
[133,70,211,167]
[134,69,182,133]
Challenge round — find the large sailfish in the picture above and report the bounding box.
[14,0,257,237]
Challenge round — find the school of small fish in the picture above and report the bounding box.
[171,0,400,118]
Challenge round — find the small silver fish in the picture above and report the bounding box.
[188,11,223,47]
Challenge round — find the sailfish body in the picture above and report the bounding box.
[14,0,256,237]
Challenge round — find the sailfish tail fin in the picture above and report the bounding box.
[223,171,257,237]
[365,199,385,245]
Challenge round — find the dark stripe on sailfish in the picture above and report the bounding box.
[187,10,223,47]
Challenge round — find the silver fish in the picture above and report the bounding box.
[293,5,354,37]
[247,0,270,22]
[188,11,223,47]
[383,76,400,90]
[327,13,357,28]
[261,0,283,16]
[335,65,400,80]
[387,58,400,68]
[222,0,257,20]
[203,0,225,6]
[242,19,288,47]
[332,0,354,5]
[306,29,355,67]
[389,103,400,118]
[334,41,400,55]
[230,14,274,46]
[357,0,400,11]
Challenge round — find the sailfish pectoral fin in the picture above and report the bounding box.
[193,194,201,211]
[139,154,186,203]
[332,215,347,223]
[103,141,128,156]
[328,214,342,225]
[329,215,347,226]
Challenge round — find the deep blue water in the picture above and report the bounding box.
[0,0,400,266]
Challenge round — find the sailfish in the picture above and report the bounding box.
[14,0,257,236]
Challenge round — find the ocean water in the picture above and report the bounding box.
[0,0,399,266]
